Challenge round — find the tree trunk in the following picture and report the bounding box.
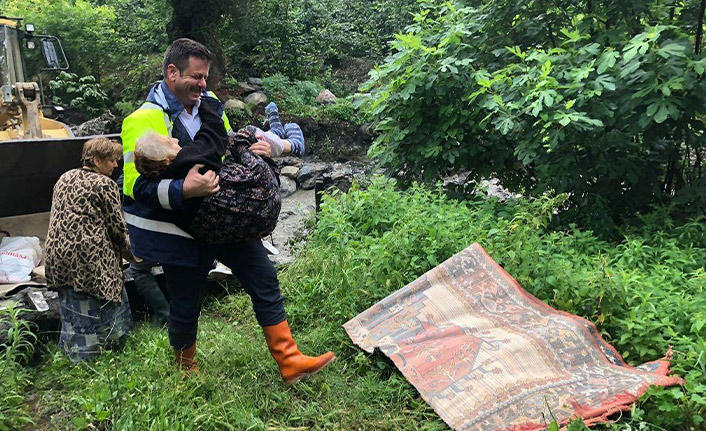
[697,0,706,54]
[166,0,228,87]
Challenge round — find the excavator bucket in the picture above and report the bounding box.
[0,134,121,217]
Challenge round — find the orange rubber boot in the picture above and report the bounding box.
[262,320,336,384]
[174,342,199,375]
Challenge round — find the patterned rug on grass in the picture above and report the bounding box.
[344,243,683,431]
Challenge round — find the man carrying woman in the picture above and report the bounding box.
[120,38,335,382]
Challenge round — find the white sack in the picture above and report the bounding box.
[0,236,43,284]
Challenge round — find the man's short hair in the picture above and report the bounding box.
[81,137,121,167]
[163,38,212,77]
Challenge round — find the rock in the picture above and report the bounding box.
[224,98,247,111]
[317,162,360,194]
[244,91,268,106]
[0,287,59,349]
[276,156,304,169]
[246,77,263,86]
[297,163,331,190]
[316,89,337,105]
[279,176,297,199]
[357,122,375,140]
[239,82,261,94]
[330,165,351,182]
[269,188,315,266]
[280,166,299,179]
[73,111,118,136]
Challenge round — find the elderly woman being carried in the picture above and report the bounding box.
[133,98,303,244]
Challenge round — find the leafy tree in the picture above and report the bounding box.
[165,0,228,86]
[3,0,116,79]
[217,0,418,82]
[363,1,706,234]
[99,0,171,102]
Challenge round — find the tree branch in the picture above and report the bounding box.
[697,0,706,54]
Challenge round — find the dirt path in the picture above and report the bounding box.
[267,188,316,266]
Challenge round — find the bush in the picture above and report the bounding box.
[218,0,419,81]
[262,73,322,114]
[362,1,706,235]
[318,99,358,123]
[112,101,137,117]
[49,72,109,116]
[283,178,706,430]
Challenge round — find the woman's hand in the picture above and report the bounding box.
[250,140,273,158]
[254,129,285,157]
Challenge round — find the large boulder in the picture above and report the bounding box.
[225,98,247,111]
[280,166,300,179]
[244,91,268,106]
[316,89,337,105]
[296,163,331,190]
[279,176,297,199]
[246,77,263,86]
[239,82,261,94]
[73,111,118,136]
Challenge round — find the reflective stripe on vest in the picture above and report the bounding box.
[124,213,194,239]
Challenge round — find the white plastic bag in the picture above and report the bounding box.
[0,236,43,284]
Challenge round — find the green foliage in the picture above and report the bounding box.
[4,0,117,79]
[49,72,109,116]
[6,0,408,108]
[262,73,321,114]
[219,0,419,82]
[112,101,137,117]
[23,306,445,430]
[2,0,170,107]
[0,306,36,430]
[100,0,171,102]
[224,106,248,125]
[9,182,706,430]
[318,98,357,122]
[283,178,706,430]
[363,1,706,234]
[261,75,367,123]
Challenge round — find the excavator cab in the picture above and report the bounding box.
[0,17,110,219]
[0,16,72,140]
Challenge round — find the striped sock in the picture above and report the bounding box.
[265,102,285,138]
[284,123,305,157]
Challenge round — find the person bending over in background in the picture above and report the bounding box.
[45,137,137,361]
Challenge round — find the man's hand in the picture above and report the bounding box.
[183,164,220,199]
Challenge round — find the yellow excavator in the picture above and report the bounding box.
[0,16,113,222]
[0,16,73,140]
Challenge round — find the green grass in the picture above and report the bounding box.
[5,177,706,431]
[22,291,446,431]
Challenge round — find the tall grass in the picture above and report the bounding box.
[0,305,36,430]
[8,177,706,430]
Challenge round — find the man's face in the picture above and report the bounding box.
[165,56,210,108]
